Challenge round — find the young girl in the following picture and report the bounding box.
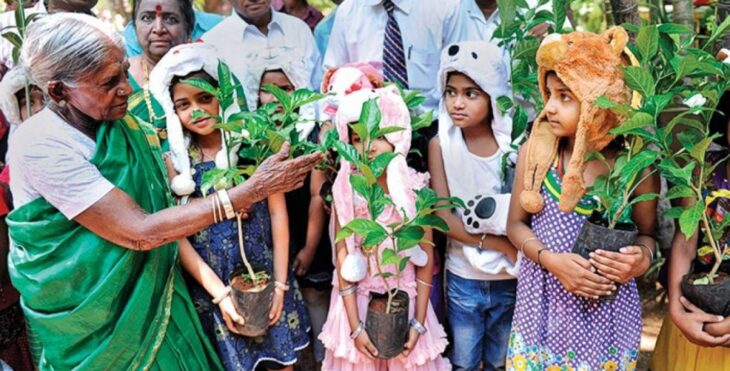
[149,43,310,371]
[650,90,730,370]
[429,41,519,371]
[320,86,450,370]
[244,47,334,368]
[506,28,659,370]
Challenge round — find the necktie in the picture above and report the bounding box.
[382,0,409,89]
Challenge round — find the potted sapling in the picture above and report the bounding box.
[333,95,462,359]
[189,60,328,335]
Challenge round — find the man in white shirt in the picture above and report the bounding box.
[202,0,320,107]
[323,0,477,114]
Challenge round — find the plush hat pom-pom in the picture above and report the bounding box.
[341,252,368,282]
[171,174,196,196]
[407,246,428,267]
[520,190,545,214]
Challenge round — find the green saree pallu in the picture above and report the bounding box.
[6,115,223,370]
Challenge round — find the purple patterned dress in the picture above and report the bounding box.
[506,163,642,371]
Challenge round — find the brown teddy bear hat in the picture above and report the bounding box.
[520,26,633,214]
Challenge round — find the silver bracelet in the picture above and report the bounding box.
[350,321,365,339]
[409,318,427,335]
[212,286,231,305]
[416,278,433,288]
[478,233,488,249]
[217,189,236,220]
[339,285,358,297]
[274,280,290,292]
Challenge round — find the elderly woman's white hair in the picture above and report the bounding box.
[20,13,125,95]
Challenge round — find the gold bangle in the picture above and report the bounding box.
[217,189,236,220]
[211,194,220,224]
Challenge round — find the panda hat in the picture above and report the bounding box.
[148,43,245,196]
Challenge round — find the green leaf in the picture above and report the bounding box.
[636,25,659,63]
[657,159,694,187]
[496,0,516,34]
[363,229,388,248]
[512,105,528,142]
[333,140,360,164]
[1,32,21,49]
[395,226,425,252]
[657,24,693,35]
[360,98,382,139]
[690,136,714,162]
[359,163,377,184]
[552,0,566,31]
[411,111,433,131]
[415,188,439,210]
[370,152,397,178]
[497,96,514,114]
[217,60,234,109]
[349,121,369,146]
[513,37,540,60]
[200,168,227,196]
[342,219,388,240]
[666,185,695,200]
[381,248,400,266]
[704,16,730,51]
[629,193,659,206]
[414,214,449,232]
[374,126,406,138]
[610,112,653,135]
[181,78,219,97]
[623,66,655,97]
[261,84,292,113]
[618,150,656,187]
[693,276,710,285]
[679,201,704,238]
[290,89,326,110]
[399,257,410,272]
[663,206,684,218]
[594,96,616,109]
[350,174,370,199]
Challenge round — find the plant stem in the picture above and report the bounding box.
[373,235,394,314]
[236,213,257,282]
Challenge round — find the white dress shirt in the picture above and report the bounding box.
[323,0,478,113]
[202,9,321,102]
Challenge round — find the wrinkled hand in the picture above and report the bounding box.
[218,296,245,335]
[354,328,379,360]
[589,246,649,284]
[268,289,285,325]
[672,296,730,347]
[543,252,616,299]
[401,328,421,358]
[293,246,316,277]
[250,142,324,200]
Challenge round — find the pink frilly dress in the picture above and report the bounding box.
[319,176,450,371]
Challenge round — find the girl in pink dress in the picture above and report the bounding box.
[319,86,450,371]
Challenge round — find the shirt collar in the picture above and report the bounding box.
[236,7,283,35]
[362,0,411,15]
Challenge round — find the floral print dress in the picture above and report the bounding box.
[185,160,311,370]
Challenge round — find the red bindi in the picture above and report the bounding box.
[155,4,162,15]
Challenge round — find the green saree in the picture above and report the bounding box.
[7,115,223,370]
[128,75,169,152]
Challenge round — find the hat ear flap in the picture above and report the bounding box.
[604,26,629,56]
[321,67,338,93]
[519,112,558,213]
[558,104,594,213]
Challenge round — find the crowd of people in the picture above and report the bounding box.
[0,0,728,370]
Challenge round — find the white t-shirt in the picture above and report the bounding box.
[9,108,114,219]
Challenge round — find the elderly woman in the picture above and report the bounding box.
[126,0,194,148]
[6,13,321,370]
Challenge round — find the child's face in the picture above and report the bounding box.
[258,70,294,114]
[172,82,220,137]
[444,73,491,129]
[18,87,45,122]
[350,128,395,162]
[544,73,580,138]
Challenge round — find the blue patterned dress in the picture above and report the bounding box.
[185,160,311,371]
[506,159,642,371]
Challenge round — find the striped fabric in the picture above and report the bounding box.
[382,0,409,89]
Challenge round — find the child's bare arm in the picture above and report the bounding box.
[333,214,379,359]
[427,137,516,260]
[403,228,434,357]
[507,141,614,299]
[293,169,327,276]
[267,193,289,324]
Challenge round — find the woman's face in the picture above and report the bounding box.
[172,81,221,137]
[64,46,131,122]
[135,0,189,62]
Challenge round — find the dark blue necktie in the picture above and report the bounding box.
[382,0,409,89]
